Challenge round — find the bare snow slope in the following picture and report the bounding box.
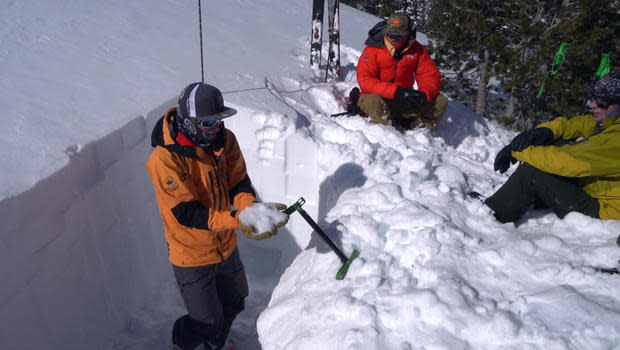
[0,0,377,200]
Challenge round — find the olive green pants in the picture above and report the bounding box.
[357,93,448,131]
[484,163,600,223]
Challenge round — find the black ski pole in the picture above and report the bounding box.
[284,197,360,280]
[330,111,350,117]
[198,0,205,83]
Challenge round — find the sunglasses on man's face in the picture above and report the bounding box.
[195,119,222,128]
[589,94,612,109]
[386,33,406,41]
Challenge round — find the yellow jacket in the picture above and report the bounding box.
[513,114,620,219]
[146,109,256,266]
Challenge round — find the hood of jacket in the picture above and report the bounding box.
[365,20,388,47]
[364,19,417,49]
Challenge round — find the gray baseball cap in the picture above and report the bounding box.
[177,82,237,121]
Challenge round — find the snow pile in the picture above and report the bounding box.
[256,72,620,350]
[239,202,289,236]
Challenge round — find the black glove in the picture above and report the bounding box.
[394,87,427,113]
[347,87,361,114]
[494,145,517,174]
[509,127,554,151]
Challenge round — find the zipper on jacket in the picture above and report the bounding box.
[215,157,230,210]
[212,156,225,262]
[392,56,401,83]
[213,156,224,210]
[208,171,217,210]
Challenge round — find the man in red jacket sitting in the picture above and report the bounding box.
[356,13,448,131]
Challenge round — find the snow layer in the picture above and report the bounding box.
[1,1,619,350]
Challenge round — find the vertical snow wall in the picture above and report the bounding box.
[0,101,323,349]
[0,114,167,349]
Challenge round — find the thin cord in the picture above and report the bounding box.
[198,0,204,83]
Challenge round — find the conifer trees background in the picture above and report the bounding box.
[343,0,618,129]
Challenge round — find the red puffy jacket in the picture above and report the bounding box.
[357,23,441,103]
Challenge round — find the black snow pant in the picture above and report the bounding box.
[172,248,249,350]
[484,163,600,223]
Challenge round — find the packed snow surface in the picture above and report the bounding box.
[1,0,618,349]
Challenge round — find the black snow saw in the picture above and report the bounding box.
[283,197,360,280]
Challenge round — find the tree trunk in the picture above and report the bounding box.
[475,49,489,115]
[504,89,517,121]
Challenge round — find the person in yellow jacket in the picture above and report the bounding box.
[486,71,620,223]
[146,82,289,350]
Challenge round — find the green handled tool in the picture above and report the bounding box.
[284,197,360,280]
[535,42,568,100]
[531,42,568,128]
[595,53,610,78]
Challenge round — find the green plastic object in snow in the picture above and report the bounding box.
[283,197,360,280]
[595,54,610,78]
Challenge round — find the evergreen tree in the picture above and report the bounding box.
[425,0,508,115]
[425,0,618,128]
[501,0,619,129]
[341,0,432,30]
[344,0,618,128]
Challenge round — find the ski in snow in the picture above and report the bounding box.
[324,0,341,82]
[589,262,620,275]
[310,0,325,68]
[594,266,619,275]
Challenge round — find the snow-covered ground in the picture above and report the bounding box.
[1,1,619,349]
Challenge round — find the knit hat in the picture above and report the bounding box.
[596,71,620,102]
[385,13,410,36]
[584,71,620,104]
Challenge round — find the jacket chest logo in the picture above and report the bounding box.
[165,176,178,192]
[399,54,416,63]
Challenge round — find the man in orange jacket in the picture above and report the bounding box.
[146,82,289,350]
[356,13,448,131]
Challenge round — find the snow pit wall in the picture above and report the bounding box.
[0,115,170,349]
[0,104,320,349]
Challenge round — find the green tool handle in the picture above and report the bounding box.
[536,42,568,99]
[595,54,610,78]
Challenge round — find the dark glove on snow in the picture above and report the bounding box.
[347,87,361,115]
[394,87,427,113]
[494,145,517,174]
[509,127,554,152]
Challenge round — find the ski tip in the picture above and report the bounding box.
[335,249,360,280]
